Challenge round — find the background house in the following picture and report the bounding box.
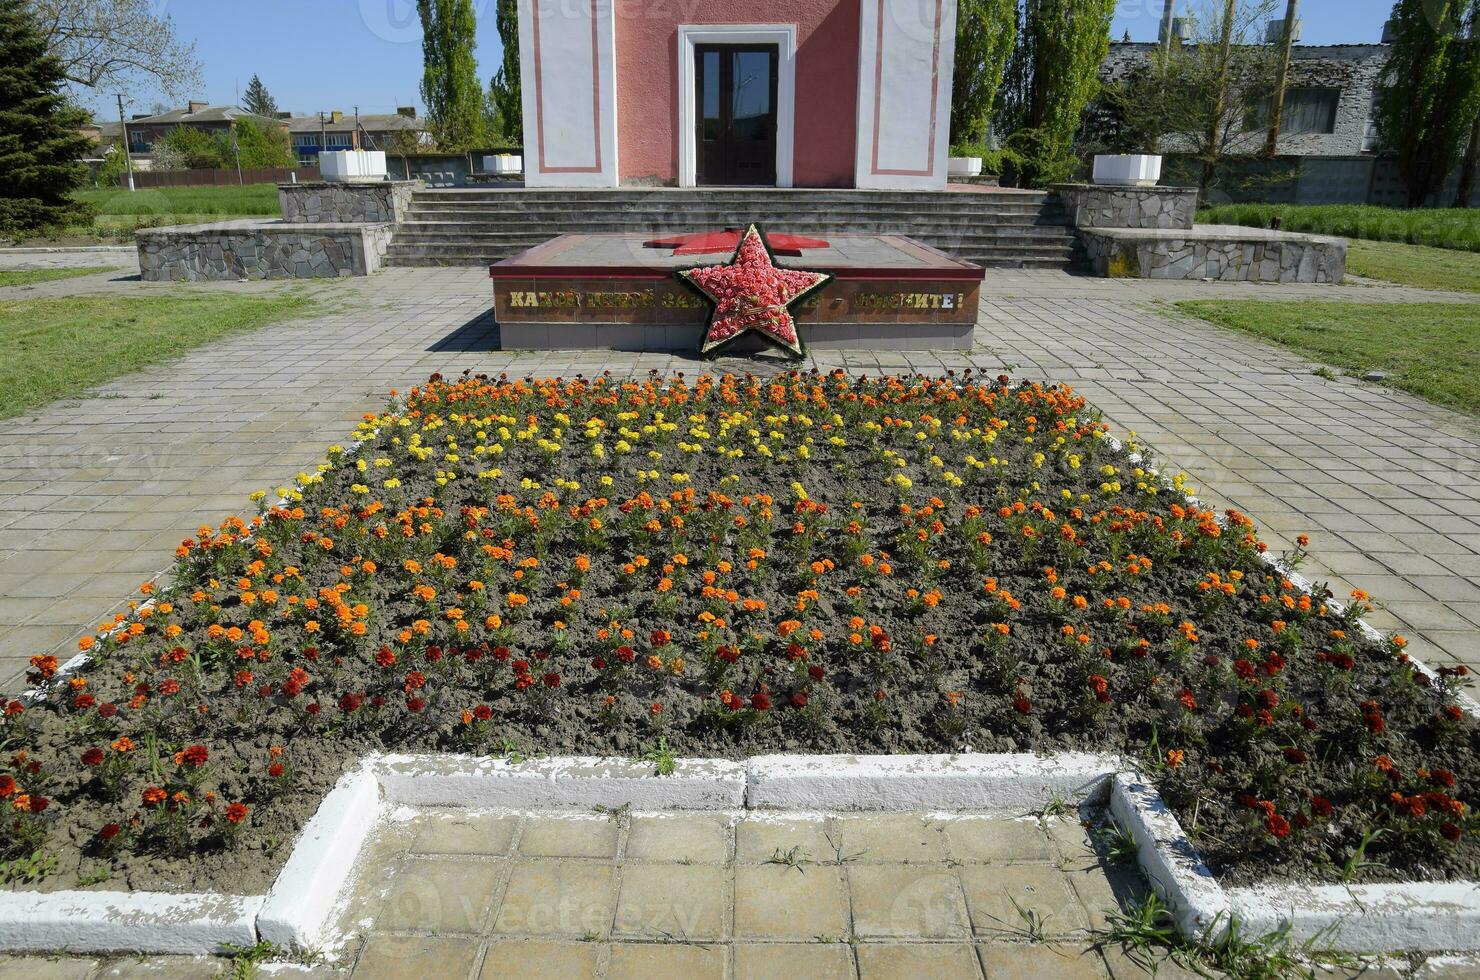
[283,108,429,166]
[97,102,285,155]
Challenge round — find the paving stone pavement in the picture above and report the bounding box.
[0,257,1476,691]
[2,807,1470,979]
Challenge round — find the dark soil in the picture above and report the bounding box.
[3,372,1476,894]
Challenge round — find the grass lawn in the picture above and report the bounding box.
[0,266,120,288]
[0,291,311,418]
[1345,239,1480,293]
[1199,203,1480,252]
[1177,300,1480,415]
[73,183,282,217]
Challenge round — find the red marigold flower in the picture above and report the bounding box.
[225,802,249,824]
[97,702,117,718]
[406,696,426,713]
[27,795,49,813]
[791,692,809,708]
[2,774,23,797]
[234,670,254,688]
[616,646,636,664]
[1013,694,1032,715]
[1434,769,1457,788]
[306,702,321,715]
[73,693,96,710]
[750,691,771,711]
[650,630,671,647]
[1310,796,1334,817]
[4,700,23,717]
[543,672,561,688]
[1283,748,1307,764]
[81,748,105,767]
[1233,659,1255,680]
[1265,814,1291,838]
[339,693,363,713]
[99,822,122,841]
[180,745,210,768]
[590,656,606,670]
[268,762,286,778]
[1442,822,1463,841]
[142,786,167,807]
[375,647,397,669]
[473,704,493,721]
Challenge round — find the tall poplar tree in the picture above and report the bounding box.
[950,0,1017,148]
[0,0,92,233]
[998,0,1117,184]
[487,0,522,143]
[1376,0,1480,207]
[418,0,485,150]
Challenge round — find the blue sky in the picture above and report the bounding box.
[91,0,1396,119]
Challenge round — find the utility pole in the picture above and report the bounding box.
[115,93,136,191]
[231,121,243,185]
[1160,0,1177,55]
[1264,0,1299,157]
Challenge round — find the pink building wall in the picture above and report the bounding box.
[614,0,861,187]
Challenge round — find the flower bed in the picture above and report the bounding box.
[3,373,1476,894]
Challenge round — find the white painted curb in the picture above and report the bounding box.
[1229,881,1480,953]
[377,753,747,810]
[257,761,383,951]
[0,891,261,954]
[746,752,1112,811]
[1109,772,1230,938]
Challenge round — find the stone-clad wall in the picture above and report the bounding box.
[138,221,392,281]
[1081,227,1345,283]
[278,181,418,224]
[1051,184,1197,230]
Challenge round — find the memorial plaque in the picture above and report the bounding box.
[489,232,984,351]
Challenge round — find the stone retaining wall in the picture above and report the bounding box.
[137,220,392,281]
[1051,183,1198,230]
[277,181,418,224]
[1080,225,1345,283]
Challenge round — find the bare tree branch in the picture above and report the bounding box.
[26,0,202,100]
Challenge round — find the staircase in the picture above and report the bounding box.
[383,187,1082,270]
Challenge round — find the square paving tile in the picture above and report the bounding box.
[377,857,503,933]
[517,814,619,859]
[958,863,1089,939]
[735,815,835,864]
[836,813,949,863]
[854,942,981,979]
[351,934,482,979]
[847,864,970,939]
[408,811,520,856]
[477,938,602,977]
[493,859,616,938]
[734,863,850,940]
[605,941,727,979]
[625,812,731,864]
[977,942,1106,979]
[733,942,855,980]
[614,862,728,940]
[941,817,1054,864]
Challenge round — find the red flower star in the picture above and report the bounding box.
[676,224,831,358]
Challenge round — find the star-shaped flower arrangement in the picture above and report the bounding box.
[675,224,832,359]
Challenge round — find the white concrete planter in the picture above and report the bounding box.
[318,150,387,183]
[483,153,523,175]
[948,155,983,178]
[1093,153,1163,187]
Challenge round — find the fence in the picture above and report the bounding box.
[386,150,525,187]
[1167,154,1480,208]
[120,166,320,188]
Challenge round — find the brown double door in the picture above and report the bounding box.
[696,44,778,186]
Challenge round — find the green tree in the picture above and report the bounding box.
[242,74,278,117]
[950,0,1017,148]
[997,0,1117,185]
[232,118,293,168]
[418,0,485,150]
[1377,0,1480,207]
[0,0,93,233]
[487,0,521,143]
[160,125,225,169]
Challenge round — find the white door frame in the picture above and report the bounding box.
[676,24,796,188]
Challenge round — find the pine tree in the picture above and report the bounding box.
[1377,0,1480,207]
[487,0,521,143]
[242,74,278,117]
[0,0,93,232]
[418,0,485,150]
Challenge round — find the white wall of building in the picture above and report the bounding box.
[854,0,957,190]
[518,0,619,187]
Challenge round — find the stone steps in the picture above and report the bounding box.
[384,188,1084,269]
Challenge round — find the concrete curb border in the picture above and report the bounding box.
[1,751,1478,955]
